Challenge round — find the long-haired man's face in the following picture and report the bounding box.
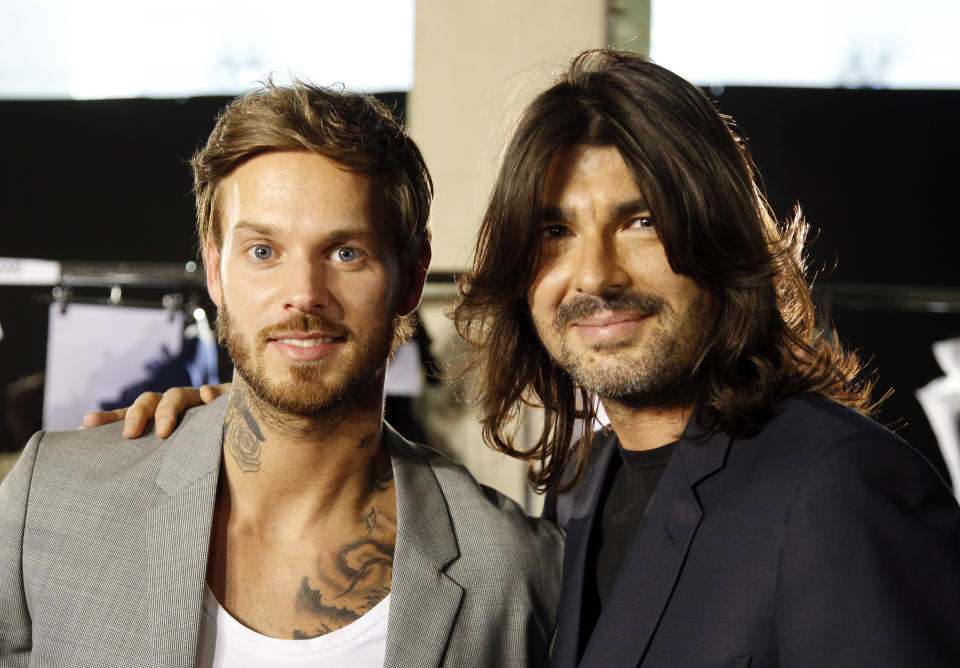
[527,144,708,403]
[206,151,414,415]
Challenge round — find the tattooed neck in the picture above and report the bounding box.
[223,381,392,491]
[223,382,266,473]
[357,429,394,494]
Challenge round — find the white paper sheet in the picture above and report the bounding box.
[384,339,423,398]
[43,303,183,430]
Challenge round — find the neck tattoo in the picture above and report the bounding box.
[223,383,266,473]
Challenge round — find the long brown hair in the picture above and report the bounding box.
[453,50,875,492]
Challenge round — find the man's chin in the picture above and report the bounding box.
[239,357,386,415]
[253,382,345,416]
[264,395,345,416]
[568,356,699,409]
[564,352,663,396]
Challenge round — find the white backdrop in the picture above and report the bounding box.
[650,0,960,89]
[43,303,184,430]
[0,0,414,99]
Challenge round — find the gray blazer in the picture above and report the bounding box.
[0,397,562,667]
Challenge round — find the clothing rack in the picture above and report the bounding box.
[0,258,208,316]
[0,258,204,288]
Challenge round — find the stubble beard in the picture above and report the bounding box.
[216,304,397,417]
[548,291,702,406]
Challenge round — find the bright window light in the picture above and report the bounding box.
[1,0,414,99]
[650,0,960,88]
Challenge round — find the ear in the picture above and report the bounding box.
[397,240,431,316]
[204,244,224,309]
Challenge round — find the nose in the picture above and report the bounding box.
[569,232,630,296]
[282,255,334,315]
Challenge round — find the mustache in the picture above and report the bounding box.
[256,313,351,345]
[554,292,667,330]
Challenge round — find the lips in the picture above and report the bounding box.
[571,312,648,328]
[270,335,344,347]
[570,312,650,344]
[266,332,347,361]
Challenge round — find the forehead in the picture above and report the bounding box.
[542,145,642,207]
[217,151,393,238]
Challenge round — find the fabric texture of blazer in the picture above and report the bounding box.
[545,395,960,668]
[0,395,563,667]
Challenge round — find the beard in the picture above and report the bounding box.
[216,304,401,416]
[547,291,704,405]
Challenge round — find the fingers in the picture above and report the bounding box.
[152,387,206,438]
[121,392,163,439]
[78,383,232,439]
[80,383,232,438]
[80,407,129,429]
[198,382,232,404]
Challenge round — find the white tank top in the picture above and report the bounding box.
[195,585,390,667]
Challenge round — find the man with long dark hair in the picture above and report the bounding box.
[90,51,960,665]
[453,49,960,666]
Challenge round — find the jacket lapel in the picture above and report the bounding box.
[551,433,619,668]
[382,426,464,668]
[148,397,226,668]
[579,428,731,667]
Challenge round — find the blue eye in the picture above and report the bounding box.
[334,247,358,262]
[249,245,274,260]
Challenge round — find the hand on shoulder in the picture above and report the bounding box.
[79,383,231,439]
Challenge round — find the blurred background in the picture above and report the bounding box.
[2,0,959,510]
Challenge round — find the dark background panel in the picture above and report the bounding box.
[713,87,960,287]
[712,87,960,483]
[3,96,230,262]
[829,307,960,484]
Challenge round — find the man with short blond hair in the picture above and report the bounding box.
[0,81,561,668]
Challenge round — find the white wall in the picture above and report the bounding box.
[409,0,610,509]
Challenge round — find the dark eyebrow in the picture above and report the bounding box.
[541,205,570,223]
[613,199,650,219]
[541,199,650,223]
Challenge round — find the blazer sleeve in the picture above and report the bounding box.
[775,433,960,667]
[0,431,41,666]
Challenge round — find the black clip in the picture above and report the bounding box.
[52,285,72,314]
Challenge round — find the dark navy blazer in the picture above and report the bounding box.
[545,396,960,668]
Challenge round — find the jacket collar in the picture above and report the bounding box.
[154,394,227,494]
[552,419,732,668]
[382,425,465,667]
[550,429,619,666]
[384,425,460,570]
[149,396,226,667]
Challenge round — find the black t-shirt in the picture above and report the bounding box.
[581,440,678,645]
